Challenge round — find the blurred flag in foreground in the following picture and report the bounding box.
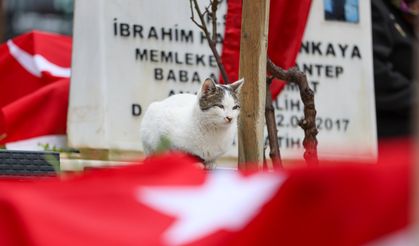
[0,31,71,149]
[0,147,411,246]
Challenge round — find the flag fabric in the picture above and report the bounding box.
[1,78,69,144]
[221,0,312,98]
[0,31,71,146]
[0,149,410,246]
[0,31,71,108]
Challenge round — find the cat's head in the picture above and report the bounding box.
[197,78,244,126]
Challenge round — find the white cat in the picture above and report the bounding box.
[140,78,244,167]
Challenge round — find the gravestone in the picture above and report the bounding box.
[68,0,377,163]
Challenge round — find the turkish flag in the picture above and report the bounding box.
[0,148,410,246]
[221,0,312,98]
[0,31,71,145]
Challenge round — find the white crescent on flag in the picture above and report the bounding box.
[7,40,70,78]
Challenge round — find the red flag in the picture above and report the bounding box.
[0,151,410,246]
[221,0,312,98]
[0,31,71,108]
[0,78,69,144]
[0,31,71,145]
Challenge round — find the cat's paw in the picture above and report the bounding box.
[204,161,217,170]
[195,162,205,169]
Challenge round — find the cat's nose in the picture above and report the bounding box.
[225,116,232,123]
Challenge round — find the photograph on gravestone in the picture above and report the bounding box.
[324,0,359,23]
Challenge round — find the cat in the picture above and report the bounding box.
[140,77,244,167]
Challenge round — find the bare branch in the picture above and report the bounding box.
[190,17,204,30]
[267,58,319,166]
[189,0,230,83]
[189,0,204,30]
[203,4,210,17]
[211,0,219,43]
[265,76,282,168]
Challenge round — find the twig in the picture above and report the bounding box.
[189,0,230,83]
[211,0,218,43]
[263,143,269,170]
[265,76,283,168]
[267,58,319,166]
[189,1,204,29]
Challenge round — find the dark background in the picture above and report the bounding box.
[1,0,73,41]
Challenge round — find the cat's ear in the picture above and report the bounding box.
[201,78,217,95]
[229,78,244,94]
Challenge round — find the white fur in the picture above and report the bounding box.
[140,85,241,164]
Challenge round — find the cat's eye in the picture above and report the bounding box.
[233,105,240,110]
[215,104,224,109]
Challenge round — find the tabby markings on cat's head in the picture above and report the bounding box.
[199,78,242,111]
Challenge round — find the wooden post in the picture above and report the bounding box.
[238,0,270,168]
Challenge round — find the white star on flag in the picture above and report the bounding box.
[137,171,286,245]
